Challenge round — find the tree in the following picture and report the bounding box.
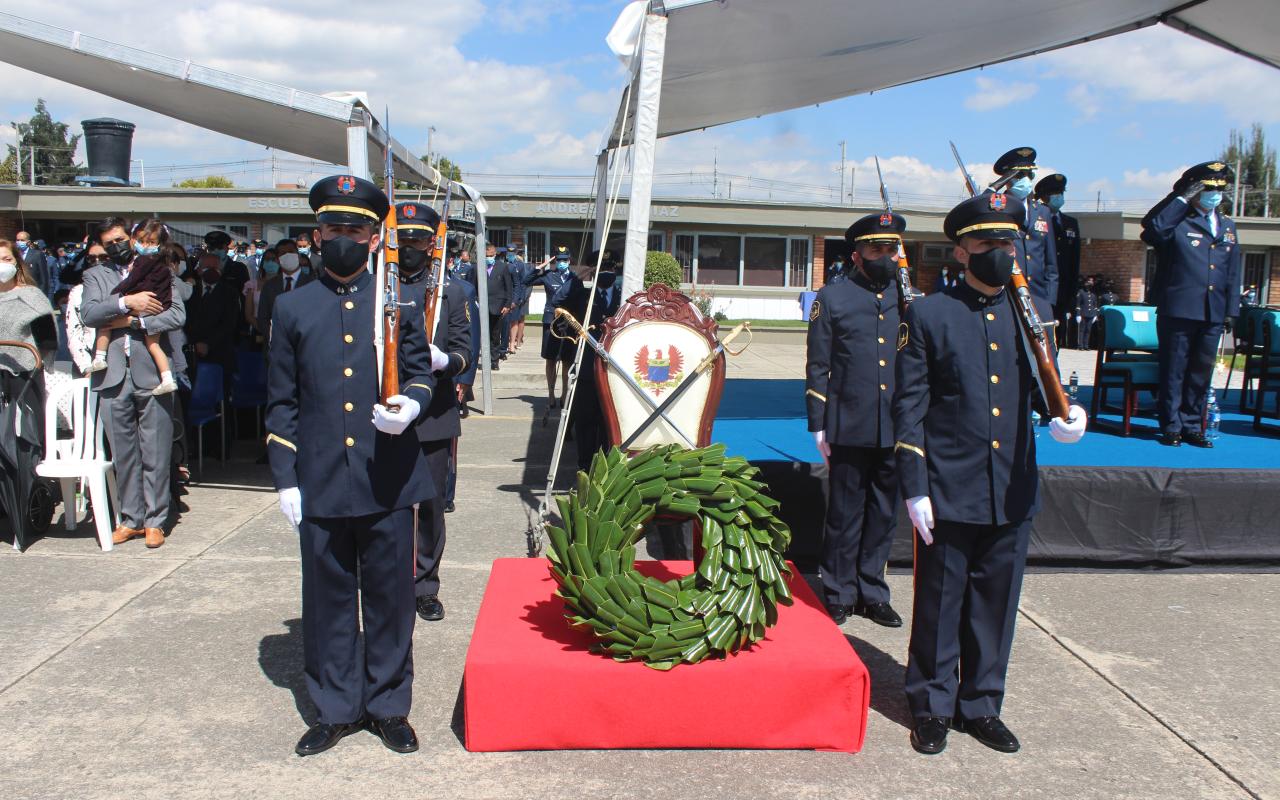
[4,99,84,185]
[177,175,236,188]
[1220,124,1278,217]
[644,251,683,289]
[418,153,463,182]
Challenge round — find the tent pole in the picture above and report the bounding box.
[620,12,667,297]
[474,211,493,416]
[346,111,371,181]
[593,150,609,250]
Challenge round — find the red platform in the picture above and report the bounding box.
[464,558,869,753]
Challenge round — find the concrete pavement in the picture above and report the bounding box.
[1,382,1274,799]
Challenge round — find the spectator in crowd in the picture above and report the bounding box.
[62,243,110,376]
[1243,284,1259,306]
[294,232,314,266]
[86,219,179,395]
[456,248,475,284]
[0,238,57,375]
[1098,276,1118,308]
[506,244,532,353]
[186,251,241,384]
[80,216,186,549]
[204,230,250,294]
[255,239,312,338]
[1074,274,1100,350]
[14,231,51,298]
[450,256,481,420]
[472,242,513,370]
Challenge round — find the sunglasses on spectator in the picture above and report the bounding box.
[86,255,112,265]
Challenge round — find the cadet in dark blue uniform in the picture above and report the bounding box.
[267,175,436,757]
[986,147,1058,306]
[1036,173,1081,347]
[806,212,906,628]
[393,201,473,622]
[1142,161,1242,448]
[525,245,581,408]
[894,193,1086,756]
[506,245,532,353]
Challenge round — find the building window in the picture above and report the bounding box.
[789,238,810,288]
[1243,251,1269,301]
[674,234,695,283]
[488,228,510,248]
[744,236,787,287]
[648,231,665,253]
[525,231,548,264]
[696,235,741,286]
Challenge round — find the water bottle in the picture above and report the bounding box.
[1031,409,1041,438]
[1068,371,1079,403]
[1206,388,1221,441]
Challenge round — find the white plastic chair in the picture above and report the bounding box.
[35,377,120,551]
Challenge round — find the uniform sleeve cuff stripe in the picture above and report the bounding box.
[895,442,925,458]
[407,383,433,396]
[806,388,827,402]
[266,433,297,452]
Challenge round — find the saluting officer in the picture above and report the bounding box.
[986,147,1058,306]
[267,175,437,757]
[525,245,581,408]
[1142,161,1242,448]
[1036,173,1081,347]
[807,212,907,628]
[394,201,473,621]
[894,193,1086,756]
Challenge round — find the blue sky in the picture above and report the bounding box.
[0,1,1277,213]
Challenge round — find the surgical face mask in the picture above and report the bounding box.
[965,246,1015,288]
[485,256,496,267]
[0,262,16,283]
[134,242,160,256]
[16,241,29,252]
[298,246,311,256]
[278,252,301,273]
[320,235,370,278]
[208,248,227,259]
[556,258,570,272]
[1047,193,1065,211]
[1008,177,1033,199]
[1199,191,1223,211]
[105,240,134,266]
[255,248,265,256]
[400,246,429,273]
[860,255,896,286]
[262,259,280,276]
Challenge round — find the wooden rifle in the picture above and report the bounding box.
[948,141,1070,420]
[874,155,921,349]
[423,179,453,346]
[379,109,404,406]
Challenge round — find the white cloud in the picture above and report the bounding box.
[1123,167,1188,195]
[1067,84,1100,123]
[963,76,1038,112]
[1042,25,1280,124]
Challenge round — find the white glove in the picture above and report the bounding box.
[278,487,302,530]
[813,430,831,464]
[372,394,421,435]
[1049,404,1088,444]
[905,495,935,546]
[428,344,450,373]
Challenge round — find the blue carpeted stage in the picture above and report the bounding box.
[713,379,1280,568]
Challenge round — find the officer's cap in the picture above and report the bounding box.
[204,230,232,247]
[308,174,390,226]
[553,245,572,260]
[394,201,441,240]
[944,193,1026,242]
[845,212,906,247]
[1035,173,1067,198]
[993,146,1037,175]
[1178,161,1233,191]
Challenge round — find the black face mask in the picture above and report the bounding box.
[105,240,134,266]
[965,247,1015,288]
[400,246,429,275]
[860,255,896,286]
[321,236,370,277]
[597,272,617,289]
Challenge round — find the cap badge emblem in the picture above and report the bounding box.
[404,205,417,218]
[336,175,357,194]
[879,213,893,227]
[990,193,1008,211]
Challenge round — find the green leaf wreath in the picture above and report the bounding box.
[545,443,794,671]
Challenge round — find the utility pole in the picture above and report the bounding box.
[1234,156,1243,214]
[29,146,35,185]
[426,126,436,167]
[14,140,20,185]
[838,141,846,205]
[849,166,856,204]
[1265,168,1272,217]
[1096,190,1102,211]
[712,146,718,199]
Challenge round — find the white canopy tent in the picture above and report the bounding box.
[604,0,1280,295]
[0,10,497,413]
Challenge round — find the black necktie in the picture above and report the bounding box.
[284,276,292,292]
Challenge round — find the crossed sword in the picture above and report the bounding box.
[553,308,751,449]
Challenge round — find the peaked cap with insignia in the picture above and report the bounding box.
[993,146,1037,175]
[395,201,441,240]
[943,192,1027,242]
[845,211,907,246]
[308,174,390,226]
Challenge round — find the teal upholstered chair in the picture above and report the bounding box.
[1091,305,1160,436]
[1251,311,1280,434]
[1233,305,1280,409]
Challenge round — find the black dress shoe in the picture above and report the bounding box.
[416,595,445,621]
[1182,431,1214,448]
[825,603,849,625]
[444,500,456,513]
[369,716,419,753]
[955,715,1020,753]
[910,716,949,755]
[855,602,903,628]
[1160,432,1182,447]
[294,721,361,756]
